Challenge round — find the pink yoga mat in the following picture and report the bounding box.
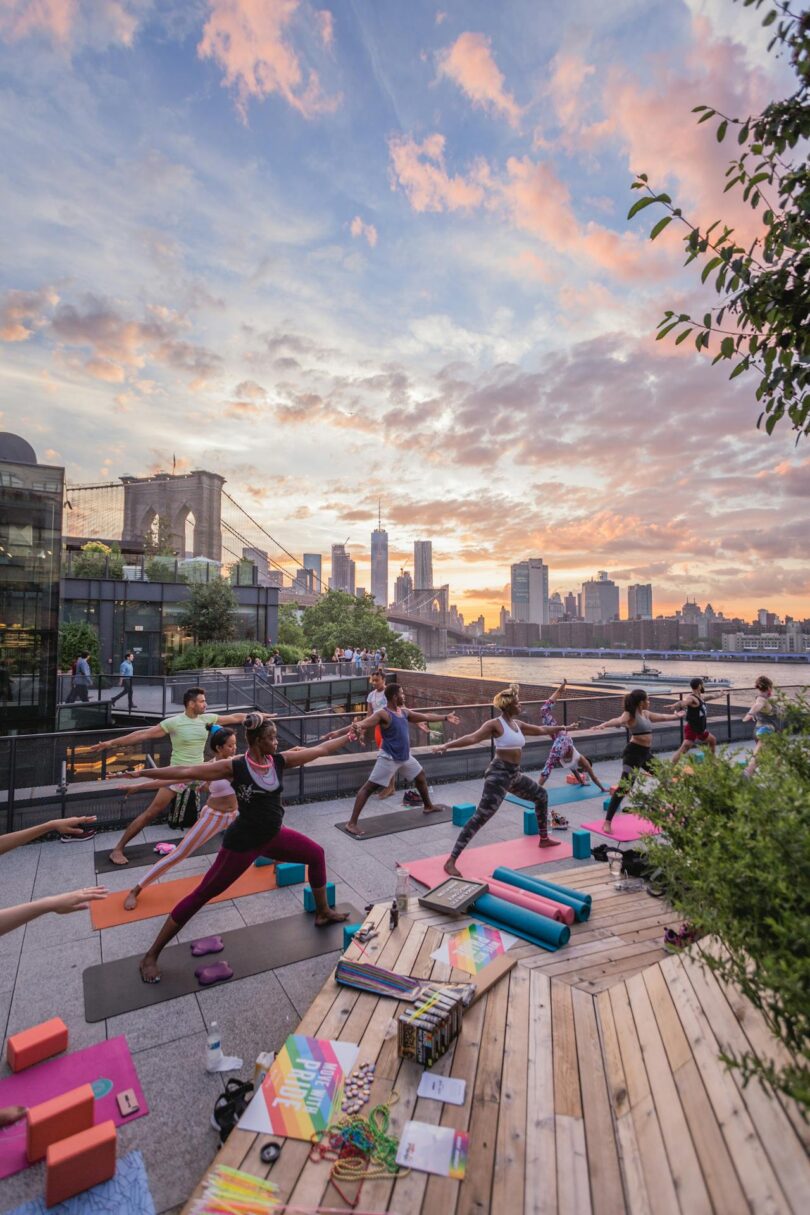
[582,814,660,842]
[0,1035,147,1180]
[484,876,575,926]
[401,834,573,889]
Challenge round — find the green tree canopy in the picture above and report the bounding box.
[278,603,307,649]
[177,579,238,643]
[631,0,809,436]
[72,541,123,579]
[59,621,100,671]
[301,590,425,669]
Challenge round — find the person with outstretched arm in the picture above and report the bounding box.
[595,689,684,833]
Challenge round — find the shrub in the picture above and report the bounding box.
[72,541,123,579]
[168,641,304,671]
[633,692,810,1109]
[58,621,100,671]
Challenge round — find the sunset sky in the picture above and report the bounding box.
[1,0,807,625]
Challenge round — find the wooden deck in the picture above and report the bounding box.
[182,865,809,1214]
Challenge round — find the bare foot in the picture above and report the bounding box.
[538,838,562,849]
[0,1105,26,1128]
[314,908,350,926]
[601,820,614,835]
[123,888,140,911]
[344,823,365,837]
[109,849,129,866]
[139,955,161,984]
[443,858,461,877]
[422,804,444,815]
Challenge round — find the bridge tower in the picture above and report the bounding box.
[121,470,225,560]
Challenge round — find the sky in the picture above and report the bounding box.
[1,0,808,625]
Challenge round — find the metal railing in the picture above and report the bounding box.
[1,683,794,834]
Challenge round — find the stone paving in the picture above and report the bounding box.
[0,744,751,1214]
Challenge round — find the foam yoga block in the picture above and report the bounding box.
[45,1120,117,1207]
[572,829,591,859]
[506,784,602,809]
[276,861,306,885]
[343,924,362,949]
[492,867,591,921]
[523,810,538,836]
[472,893,570,950]
[254,855,274,867]
[304,882,335,911]
[195,961,234,987]
[190,936,224,956]
[452,803,475,826]
[7,1018,68,1073]
[483,877,574,926]
[26,1084,95,1163]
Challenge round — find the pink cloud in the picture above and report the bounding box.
[349,215,378,247]
[316,7,332,48]
[198,0,339,121]
[0,0,141,47]
[0,287,59,341]
[388,133,489,212]
[438,32,522,126]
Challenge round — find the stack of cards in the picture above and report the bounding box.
[397,987,467,1068]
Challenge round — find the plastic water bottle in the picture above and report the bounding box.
[206,1021,223,1072]
[395,865,410,913]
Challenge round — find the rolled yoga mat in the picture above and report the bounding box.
[472,892,571,950]
[483,876,575,926]
[492,867,591,921]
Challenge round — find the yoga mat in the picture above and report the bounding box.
[90,861,277,929]
[472,893,570,950]
[492,868,591,921]
[582,814,660,842]
[0,1038,148,1181]
[6,1150,155,1215]
[335,803,454,838]
[401,835,572,889]
[95,835,220,874]
[483,876,575,926]
[83,907,362,1021]
[506,783,603,808]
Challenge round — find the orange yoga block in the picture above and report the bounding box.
[7,1017,68,1072]
[26,1083,95,1163]
[45,1119,116,1208]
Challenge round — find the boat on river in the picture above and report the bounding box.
[590,659,731,689]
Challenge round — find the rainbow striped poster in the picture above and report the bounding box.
[237,1035,358,1139]
[432,922,517,974]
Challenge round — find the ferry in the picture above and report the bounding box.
[590,659,731,689]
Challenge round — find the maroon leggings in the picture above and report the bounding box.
[171,827,327,927]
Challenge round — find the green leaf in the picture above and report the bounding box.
[762,9,777,26]
[701,256,722,284]
[675,329,692,345]
[729,361,747,380]
[716,120,728,142]
[649,216,672,240]
[738,123,750,144]
[656,321,679,340]
[627,196,657,220]
[721,337,734,358]
[697,109,716,124]
[703,314,712,328]
[691,105,708,112]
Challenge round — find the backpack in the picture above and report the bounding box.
[168,785,200,830]
[591,842,653,879]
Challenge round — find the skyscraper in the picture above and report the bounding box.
[414,540,433,590]
[510,558,549,625]
[564,591,577,618]
[548,591,564,622]
[394,569,413,604]
[329,544,356,594]
[370,507,389,607]
[303,552,322,590]
[627,583,653,619]
[582,571,620,623]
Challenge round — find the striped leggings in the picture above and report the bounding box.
[450,757,549,861]
[137,805,237,891]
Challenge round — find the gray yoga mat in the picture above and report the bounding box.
[83,905,362,1022]
[95,836,221,874]
[335,804,453,839]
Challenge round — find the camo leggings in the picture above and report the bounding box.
[450,757,549,860]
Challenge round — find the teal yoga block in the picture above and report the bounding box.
[572,829,591,860]
[692,749,705,763]
[304,881,335,911]
[277,861,306,886]
[343,923,362,949]
[603,798,611,813]
[452,802,475,826]
[523,809,539,836]
[253,855,274,868]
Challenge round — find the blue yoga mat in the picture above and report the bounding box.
[472,892,570,949]
[492,867,591,921]
[8,1151,155,1215]
[506,783,603,809]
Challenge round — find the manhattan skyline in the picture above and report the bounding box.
[1,0,808,624]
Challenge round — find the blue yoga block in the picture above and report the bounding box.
[253,855,274,868]
[277,861,306,886]
[523,809,539,836]
[603,798,611,812]
[343,923,362,949]
[572,829,591,860]
[452,802,475,826]
[692,750,705,763]
[304,881,335,911]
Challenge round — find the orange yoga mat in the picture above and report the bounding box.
[90,862,277,929]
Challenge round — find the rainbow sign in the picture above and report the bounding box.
[445,923,514,974]
[237,1035,358,1139]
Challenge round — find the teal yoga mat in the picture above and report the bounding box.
[506,783,603,809]
[492,867,591,921]
[472,892,570,950]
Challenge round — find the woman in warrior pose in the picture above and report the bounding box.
[433,684,562,877]
[121,725,240,910]
[742,675,779,777]
[123,715,355,983]
[596,690,684,833]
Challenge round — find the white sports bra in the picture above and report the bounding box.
[494,716,525,750]
[208,778,235,798]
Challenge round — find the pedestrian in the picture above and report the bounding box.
[109,651,136,711]
[69,651,92,703]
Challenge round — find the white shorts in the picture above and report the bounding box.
[368,752,423,786]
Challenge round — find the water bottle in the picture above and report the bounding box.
[206,1021,223,1072]
[395,865,410,913]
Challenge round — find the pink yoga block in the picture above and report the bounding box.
[7,1017,68,1073]
[484,877,575,926]
[45,1120,117,1207]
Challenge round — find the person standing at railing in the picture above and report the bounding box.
[87,687,264,866]
[65,651,91,703]
[109,652,136,711]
